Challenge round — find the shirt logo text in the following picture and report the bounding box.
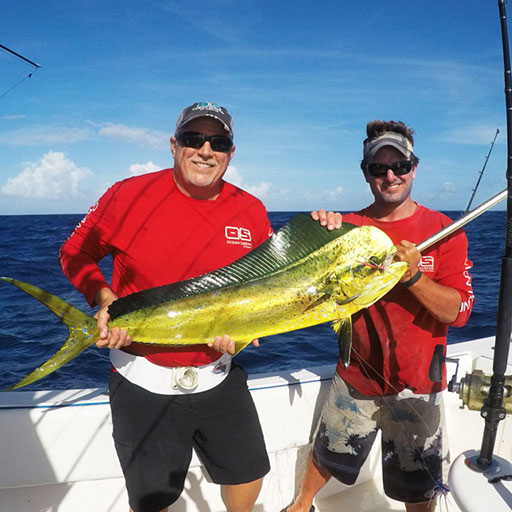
[225,226,252,248]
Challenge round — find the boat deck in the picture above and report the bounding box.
[0,337,511,511]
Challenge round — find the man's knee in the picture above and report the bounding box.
[222,477,264,512]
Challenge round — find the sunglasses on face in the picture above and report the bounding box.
[176,131,233,153]
[366,160,414,177]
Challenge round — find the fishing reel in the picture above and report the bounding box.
[449,367,512,414]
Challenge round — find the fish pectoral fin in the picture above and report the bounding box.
[335,292,362,306]
[305,280,343,312]
[319,275,363,307]
[233,339,253,356]
[332,317,352,368]
[304,294,330,312]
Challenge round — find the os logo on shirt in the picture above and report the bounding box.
[225,226,252,248]
[418,256,434,273]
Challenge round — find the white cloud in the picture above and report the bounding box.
[2,114,26,120]
[325,186,344,201]
[224,166,243,186]
[129,161,161,176]
[443,125,503,146]
[0,121,169,149]
[1,151,91,199]
[440,181,457,198]
[99,123,168,149]
[223,165,271,199]
[246,182,272,198]
[421,180,458,206]
[0,127,91,145]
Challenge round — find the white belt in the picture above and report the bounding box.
[110,349,232,395]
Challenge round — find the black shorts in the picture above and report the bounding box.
[109,364,270,512]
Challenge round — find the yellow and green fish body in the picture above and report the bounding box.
[1,215,407,389]
[116,226,405,350]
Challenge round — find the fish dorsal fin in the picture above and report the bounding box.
[109,214,355,319]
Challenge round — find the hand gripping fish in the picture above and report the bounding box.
[1,214,407,390]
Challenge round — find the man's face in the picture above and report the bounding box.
[363,146,416,207]
[170,117,235,199]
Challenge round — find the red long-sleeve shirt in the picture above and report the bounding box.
[338,205,474,395]
[59,168,272,367]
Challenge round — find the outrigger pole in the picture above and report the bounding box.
[0,43,41,100]
[463,128,499,216]
[475,0,512,471]
[0,44,40,69]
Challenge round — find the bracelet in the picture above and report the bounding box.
[402,270,422,288]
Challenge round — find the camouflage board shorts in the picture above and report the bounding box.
[313,373,448,504]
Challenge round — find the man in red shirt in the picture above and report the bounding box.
[59,102,272,512]
[285,120,474,512]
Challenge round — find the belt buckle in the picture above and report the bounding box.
[172,367,199,391]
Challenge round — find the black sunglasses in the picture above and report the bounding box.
[366,160,414,177]
[176,131,233,153]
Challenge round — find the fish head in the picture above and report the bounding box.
[322,226,408,311]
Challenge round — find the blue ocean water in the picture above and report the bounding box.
[0,211,505,391]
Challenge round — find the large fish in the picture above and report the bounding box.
[1,214,407,390]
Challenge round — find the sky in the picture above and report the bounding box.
[0,1,509,215]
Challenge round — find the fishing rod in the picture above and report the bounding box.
[417,188,506,253]
[463,128,500,216]
[415,1,512,474]
[474,0,512,472]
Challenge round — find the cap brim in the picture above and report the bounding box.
[178,113,233,137]
[365,140,412,162]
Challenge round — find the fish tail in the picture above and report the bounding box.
[1,277,97,390]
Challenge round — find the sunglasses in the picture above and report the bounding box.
[366,160,414,177]
[176,131,233,153]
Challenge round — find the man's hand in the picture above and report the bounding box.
[311,210,342,230]
[394,240,421,282]
[394,240,462,323]
[94,287,132,349]
[208,335,260,355]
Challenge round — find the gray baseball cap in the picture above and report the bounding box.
[363,131,414,163]
[175,101,234,138]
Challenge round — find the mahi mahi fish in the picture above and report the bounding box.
[1,214,408,390]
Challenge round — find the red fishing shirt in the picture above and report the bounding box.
[338,204,474,395]
[59,168,273,367]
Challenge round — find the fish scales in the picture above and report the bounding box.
[109,225,404,344]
